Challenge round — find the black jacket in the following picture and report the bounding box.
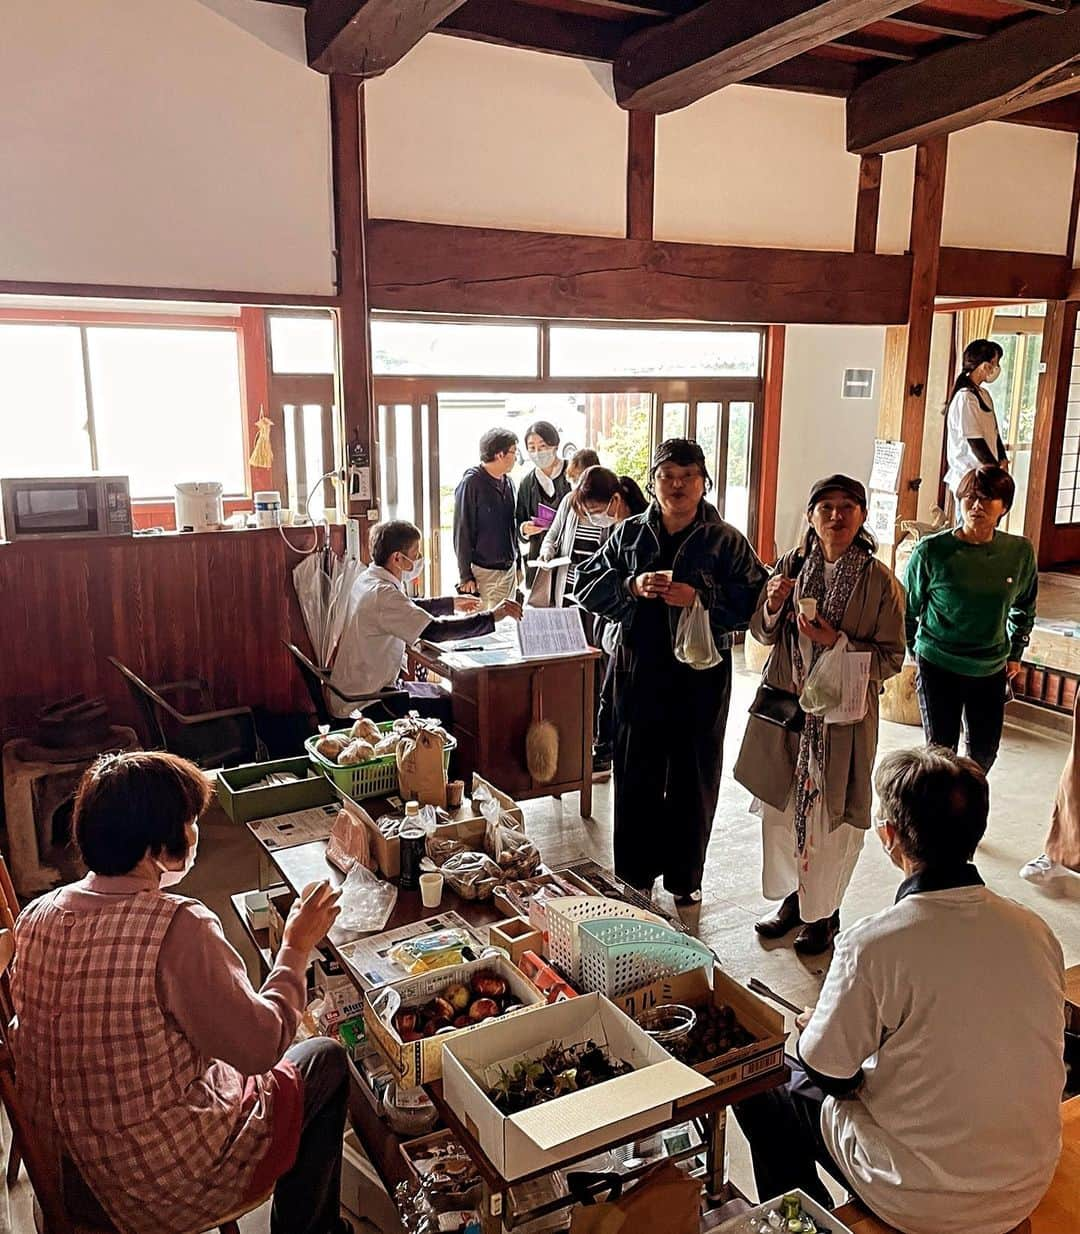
[515,466,571,567]
[452,466,518,583]
[574,501,767,654]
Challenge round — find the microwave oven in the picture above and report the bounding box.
[0,476,133,542]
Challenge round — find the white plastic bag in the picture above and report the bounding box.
[674,595,723,670]
[335,863,398,934]
[799,634,849,717]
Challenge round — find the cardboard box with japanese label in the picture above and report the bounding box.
[340,774,524,879]
[363,955,545,1087]
[441,991,712,1181]
[615,966,786,1094]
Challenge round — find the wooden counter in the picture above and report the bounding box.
[407,641,601,818]
[0,527,336,737]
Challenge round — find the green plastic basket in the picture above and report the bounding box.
[304,723,456,802]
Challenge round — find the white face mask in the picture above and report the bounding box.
[157,823,199,888]
[399,553,424,583]
[529,449,557,469]
[587,508,616,528]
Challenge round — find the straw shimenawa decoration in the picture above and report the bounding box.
[249,410,274,469]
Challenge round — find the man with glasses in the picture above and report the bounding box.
[329,520,520,719]
[453,427,521,611]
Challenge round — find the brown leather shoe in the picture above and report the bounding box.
[754,891,803,939]
[793,911,840,956]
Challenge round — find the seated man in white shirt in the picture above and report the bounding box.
[329,520,521,719]
[734,745,1065,1234]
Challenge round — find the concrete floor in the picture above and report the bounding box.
[5,649,1077,1231]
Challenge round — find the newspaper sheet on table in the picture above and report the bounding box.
[247,804,340,851]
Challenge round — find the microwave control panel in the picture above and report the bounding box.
[103,479,133,535]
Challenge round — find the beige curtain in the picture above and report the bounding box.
[957,306,996,354]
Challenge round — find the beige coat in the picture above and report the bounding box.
[733,551,906,831]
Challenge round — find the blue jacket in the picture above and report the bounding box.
[574,501,767,653]
[452,466,518,582]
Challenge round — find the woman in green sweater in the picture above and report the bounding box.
[904,465,1037,772]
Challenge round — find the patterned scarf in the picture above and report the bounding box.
[791,537,872,853]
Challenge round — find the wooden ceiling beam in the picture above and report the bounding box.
[884,8,991,39]
[999,95,1080,130]
[366,218,913,324]
[1009,0,1069,11]
[612,0,912,112]
[438,0,633,60]
[306,0,468,74]
[747,52,862,96]
[847,7,1080,154]
[832,32,917,60]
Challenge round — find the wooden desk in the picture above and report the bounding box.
[1031,1096,1080,1232]
[407,642,601,818]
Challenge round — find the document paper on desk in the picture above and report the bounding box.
[515,607,589,659]
[824,650,872,726]
[247,804,340,851]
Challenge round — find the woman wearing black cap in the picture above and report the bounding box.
[734,475,905,953]
[575,439,767,905]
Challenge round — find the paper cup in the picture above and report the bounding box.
[419,872,444,909]
[655,570,674,580]
[798,597,818,620]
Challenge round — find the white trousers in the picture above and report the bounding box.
[757,796,865,923]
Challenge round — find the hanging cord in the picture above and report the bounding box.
[277,470,341,557]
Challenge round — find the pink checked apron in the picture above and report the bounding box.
[13,889,276,1234]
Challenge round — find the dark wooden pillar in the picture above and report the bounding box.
[896,137,948,523]
[330,75,375,528]
[854,153,882,254]
[626,111,656,241]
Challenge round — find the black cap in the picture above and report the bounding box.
[807,474,867,511]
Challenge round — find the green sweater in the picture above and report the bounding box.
[904,528,1038,677]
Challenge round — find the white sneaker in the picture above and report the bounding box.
[1019,854,1070,883]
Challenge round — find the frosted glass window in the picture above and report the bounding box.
[269,314,336,374]
[372,319,538,376]
[0,325,92,474]
[87,328,246,498]
[550,327,762,378]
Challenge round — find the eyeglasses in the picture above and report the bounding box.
[655,468,701,485]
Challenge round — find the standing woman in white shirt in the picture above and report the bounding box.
[944,338,1007,504]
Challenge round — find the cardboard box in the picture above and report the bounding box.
[341,1128,401,1234]
[441,991,712,1181]
[363,955,545,1087]
[264,884,295,954]
[488,917,544,967]
[341,773,524,879]
[615,966,786,1095]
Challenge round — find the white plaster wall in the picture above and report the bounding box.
[774,325,886,556]
[365,35,626,237]
[0,0,334,294]
[654,87,860,250]
[942,122,1075,255]
[877,147,916,256]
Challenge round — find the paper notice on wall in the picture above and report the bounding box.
[868,489,899,546]
[515,607,590,659]
[824,651,872,726]
[869,440,905,494]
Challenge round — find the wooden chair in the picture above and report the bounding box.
[284,641,408,726]
[0,926,269,1234]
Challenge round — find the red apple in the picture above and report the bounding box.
[453,1014,471,1028]
[394,1010,418,1034]
[469,997,500,1021]
[424,996,455,1025]
[399,1028,424,1043]
[471,974,508,999]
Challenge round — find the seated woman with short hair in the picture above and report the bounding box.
[12,751,350,1234]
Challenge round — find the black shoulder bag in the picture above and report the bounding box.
[747,553,805,733]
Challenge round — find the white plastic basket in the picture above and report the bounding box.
[544,896,664,983]
[576,919,713,998]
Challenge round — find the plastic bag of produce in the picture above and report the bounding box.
[673,595,722,670]
[799,633,848,717]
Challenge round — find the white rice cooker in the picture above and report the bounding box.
[174,481,225,531]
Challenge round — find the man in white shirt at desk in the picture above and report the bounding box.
[330,520,521,719]
[733,745,1065,1234]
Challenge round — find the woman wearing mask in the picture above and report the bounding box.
[12,752,352,1234]
[538,466,648,774]
[905,464,1037,774]
[944,339,1007,505]
[516,421,571,588]
[576,440,767,904]
[734,475,906,954]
